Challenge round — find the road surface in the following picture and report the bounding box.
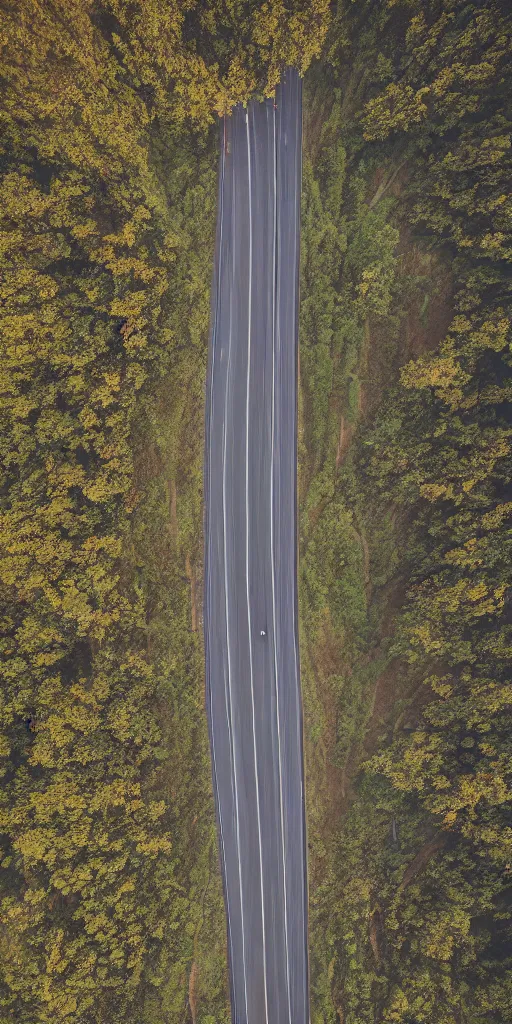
[204,69,308,1024]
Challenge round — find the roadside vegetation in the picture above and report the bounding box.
[299,2,512,1022]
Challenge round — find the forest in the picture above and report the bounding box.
[299,2,512,1021]
[0,1,510,1023]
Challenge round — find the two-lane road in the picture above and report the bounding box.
[204,69,307,1024]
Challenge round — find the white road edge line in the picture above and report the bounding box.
[222,125,250,1022]
[271,100,293,1024]
[291,74,309,1024]
[245,105,269,1024]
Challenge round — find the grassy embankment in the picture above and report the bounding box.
[299,4,512,1021]
[125,136,230,1023]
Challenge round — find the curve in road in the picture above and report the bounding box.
[204,68,307,1024]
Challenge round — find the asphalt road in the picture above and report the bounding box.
[204,69,308,1024]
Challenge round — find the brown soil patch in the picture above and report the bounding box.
[303,84,332,164]
[398,832,448,893]
[397,229,454,361]
[363,657,402,757]
[304,608,346,840]
[185,552,198,632]
[369,906,385,965]
[169,477,178,545]
[336,318,371,468]
[339,731,361,811]
[188,960,198,1024]
[336,414,351,468]
[367,159,408,210]
[132,439,162,490]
